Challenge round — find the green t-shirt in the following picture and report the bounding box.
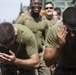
[0,24,38,59]
[42,15,57,28]
[45,22,76,68]
[15,14,47,52]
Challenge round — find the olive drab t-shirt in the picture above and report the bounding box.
[42,15,57,28]
[15,14,48,52]
[45,22,76,68]
[0,24,38,59]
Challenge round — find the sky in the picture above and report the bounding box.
[0,0,30,23]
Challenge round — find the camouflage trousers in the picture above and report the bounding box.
[35,46,51,75]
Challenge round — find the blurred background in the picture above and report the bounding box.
[0,0,74,23]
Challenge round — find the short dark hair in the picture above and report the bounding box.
[27,6,31,10]
[0,22,14,45]
[54,7,61,16]
[73,0,76,8]
[19,11,24,15]
[63,7,76,26]
[44,2,54,7]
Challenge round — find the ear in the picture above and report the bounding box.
[14,27,18,35]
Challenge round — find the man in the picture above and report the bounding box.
[15,0,50,75]
[53,10,58,20]
[44,7,76,75]
[0,22,40,75]
[53,7,62,23]
[26,6,31,14]
[72,0,76,8]
[43,2,58,74]
[43,2,57,28]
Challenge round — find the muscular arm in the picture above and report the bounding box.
[44,44,61,67]
[15,53,40,69]
[16,29,40,69]
[0,51,40,70]
[0,27,40,69]
[14,31,40,69]
[43,25,67,67]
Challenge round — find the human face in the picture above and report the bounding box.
[31,0,42,13]
[45,4,54,16]
[53,11,58,19]
[66,25,76,37]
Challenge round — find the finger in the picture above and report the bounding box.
[0,54,11,61]
[60,27,67,38]
[0,52,3,55]
[2,53,11,59]
[64,26,67,30]
[62,27,68,37]
[61,28,66,35]
[63,31,68,38]
[58,27,63,35]
[58,27,65,36]
[9,50,14,55]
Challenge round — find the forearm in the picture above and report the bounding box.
[0,51,40,69]
[14,57,40,70]
[44,44,61,67]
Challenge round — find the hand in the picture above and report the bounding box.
[50,64,56,71]
[0,50,16,64]
[57,26,68,46]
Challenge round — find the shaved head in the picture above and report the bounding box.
[30,0,42,17]
[30,0,42,4]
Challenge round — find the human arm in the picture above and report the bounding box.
[15,30,40,69]
[0,50,40,69]
[15,15,24,25]
[44,26,67,67]
[15,52,40,69]
[0,29,40,69]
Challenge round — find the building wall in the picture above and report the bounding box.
[42,0,73,11]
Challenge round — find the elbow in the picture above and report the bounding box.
[43,55,54,67]
[34,58,40,68]
[34,61,40,68]
[43,54,49,67]
[44,57,57,67]
[44,57,51,67]
[35,63,40,68]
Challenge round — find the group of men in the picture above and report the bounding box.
[0,0,76,75]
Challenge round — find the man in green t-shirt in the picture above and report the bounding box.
[15,0,50,75]
[43,2,58,74]
[44,7,76,75]
[43,1,57,28]
[15,0,47,50]
[0,22,40,75]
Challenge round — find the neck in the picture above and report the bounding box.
[45,14,53,20]
[31,12,39,18]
